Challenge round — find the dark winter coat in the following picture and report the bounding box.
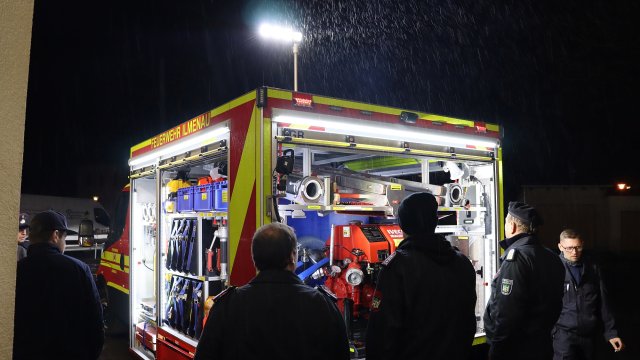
[13,242,104,360]
[483,233,565,360]
[194,269,349,360]
[365,234,477,360]
[16,240,29,261]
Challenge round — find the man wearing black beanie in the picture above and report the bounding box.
[366,192,477,360]
[483,201,565,360]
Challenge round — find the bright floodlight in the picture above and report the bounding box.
[259,23,302,43]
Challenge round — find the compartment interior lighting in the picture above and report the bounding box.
[273,114,497,149]
[129,126,229,168]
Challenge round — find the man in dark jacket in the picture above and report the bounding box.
[483,202,565,360]
[553,229,624,359]
[366,192,477,360]
[194,222,349,360]
[13,210,104,360]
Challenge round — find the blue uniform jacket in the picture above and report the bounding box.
[554,254,618,339]
[13,242,104,359]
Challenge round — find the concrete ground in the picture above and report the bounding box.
[86,248,640,360]
[99,333,131,360]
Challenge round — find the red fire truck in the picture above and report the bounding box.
[98,87,503,359]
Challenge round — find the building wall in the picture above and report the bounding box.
[521,186,639,253]
[608,196,640,253]
[0,0,34,356]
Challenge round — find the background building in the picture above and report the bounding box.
[521,185,639,253]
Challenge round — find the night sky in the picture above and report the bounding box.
[23,0,639,212]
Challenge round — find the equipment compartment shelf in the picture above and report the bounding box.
[159,325,198,348]
[278,204,487,213]
[165,269,221,281]
[166,211,228,219]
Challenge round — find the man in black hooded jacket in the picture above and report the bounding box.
[366,192,477,360]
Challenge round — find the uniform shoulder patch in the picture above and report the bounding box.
[501,278,514,295]
[381,251,397,266]
[370,290,382,312]
[505,248,517,261]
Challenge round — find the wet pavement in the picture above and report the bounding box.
[99,333,131,360]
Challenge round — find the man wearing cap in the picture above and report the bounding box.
[483,202,565,360]
[365,192,477,360]
[16,213,30,261]
[13,210,104,359]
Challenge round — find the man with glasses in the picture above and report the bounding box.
[553,229,624,359]
[13,210,104,359]
[483,202,565,360]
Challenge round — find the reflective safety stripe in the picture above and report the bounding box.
[267,88,293,101]
[100,260,130,274]
[101,250,120,262]
[472,336,486,346]
[107,281,130,294]
[345,156,420,171]
[311,94,480,128]
[101,250,130,267]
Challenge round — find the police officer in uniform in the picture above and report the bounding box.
[553,229,624,359]
[194,223,349,360]
[17,213,30,261]
[484,202,565,360]
[366,192,477,360]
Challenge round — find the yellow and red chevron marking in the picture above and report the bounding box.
[224,97,259,286]
[97,250,129,292]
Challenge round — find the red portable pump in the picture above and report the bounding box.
[324,222,404,339]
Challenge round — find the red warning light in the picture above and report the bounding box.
[293,93,313,108]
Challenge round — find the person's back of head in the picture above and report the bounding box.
[252,223,297,271]
[506,201,543,235]
[397,192,439,236]
[28,210,76,250]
